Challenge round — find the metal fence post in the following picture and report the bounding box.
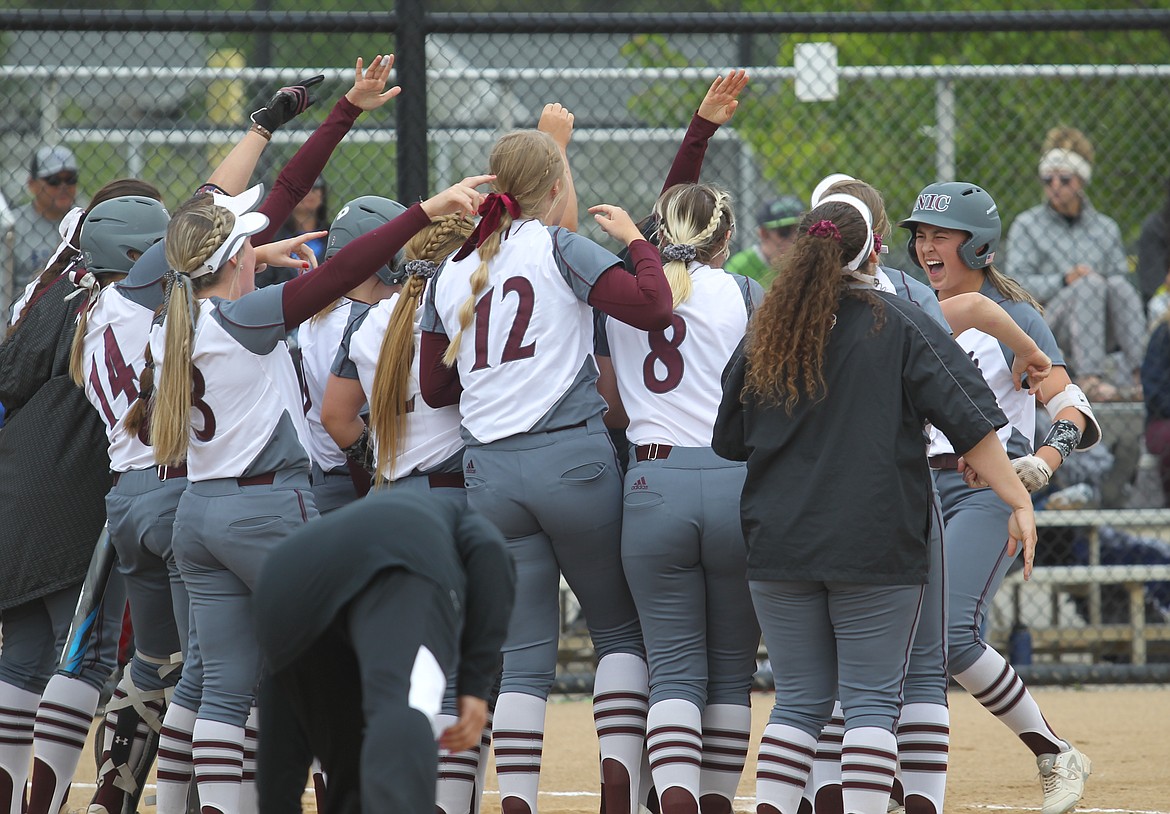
[396,0,428,204]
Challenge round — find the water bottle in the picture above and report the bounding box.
[1008,622,1033,665]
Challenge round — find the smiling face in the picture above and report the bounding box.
[913,224,982,298]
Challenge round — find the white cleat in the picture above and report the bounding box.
[1038,746,1092,814]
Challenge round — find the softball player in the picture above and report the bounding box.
[597,182,762,814]
[899,182,1099,814]
[298,195,405,513]
[419,126,674,814]
[322,213,497,814]
[801,176,1053,814]
[714,196,1038,814]
[144,174,484,814]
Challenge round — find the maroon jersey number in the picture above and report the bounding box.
[88,326,140,427]
[643,314,687,394]
[470,276,538,371]
[191,365,217,442]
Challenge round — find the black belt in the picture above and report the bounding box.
[635,443,673,462]
[928,453,961,471]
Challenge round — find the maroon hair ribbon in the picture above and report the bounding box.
[452,192,522,262]
[807,219,842,242]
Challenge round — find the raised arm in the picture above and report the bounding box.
[538,103,578,231]
[940,292,1052,392]
[661,70,748,193]
[586,204,672,330]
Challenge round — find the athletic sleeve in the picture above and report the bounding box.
[419,330,462,408]
[585,240,673,331]
[548,226,624,301]
[281,203,431,329]
[661,113,720,194]
[890,296,1006,455]
[712,340,750,461]
[453,507,516,701]
[330,306,371,379]
[254,96,363,246]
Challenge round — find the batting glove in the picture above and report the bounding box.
[1012,454,1053,493]
[251,74,325,133]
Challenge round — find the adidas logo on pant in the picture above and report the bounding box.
[631,477,648,490]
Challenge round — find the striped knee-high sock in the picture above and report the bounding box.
[896,703,949,814]
[191,719,245,814]
[756,724,816,814]
[841,727,898,814]
[952,647,1067,757]
[698,703,750,814]
[155,703,197,814]
[0,682,40,814]
[238,706,259,814]
[492,692,545,814]
[805,702,843,814]
[594,653,649,814]
[645,698,701,813]
[436,709,493,814]
[27,674,100,814]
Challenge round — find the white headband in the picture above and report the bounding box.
[1039,148,1091,184]
[809,173,856,209]
[195,184,270,278]
[815,192,875,271]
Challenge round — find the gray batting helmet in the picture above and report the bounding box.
[326,196,408,285]
[897,181,1001,270]
[80,196,170,275]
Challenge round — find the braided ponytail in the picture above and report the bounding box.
[653,184,735,308]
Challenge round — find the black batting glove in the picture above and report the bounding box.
[251,74,325,132]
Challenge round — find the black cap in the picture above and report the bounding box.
[758,195,803,230]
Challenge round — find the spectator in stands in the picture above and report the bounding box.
[256,174,330,287]
[725,194,802,286]
[1141,311,1170,504]
[1004,126,1145,402]
[2,146,82,310]
[1137,176,1170,324]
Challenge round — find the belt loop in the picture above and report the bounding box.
[647,443,660,461]
[157,465,166,480]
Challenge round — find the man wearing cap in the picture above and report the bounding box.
[725,194,803,286]
[5,147,83,295]
[1004,126,1145,401]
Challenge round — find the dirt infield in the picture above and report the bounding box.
[64,685,1167,813]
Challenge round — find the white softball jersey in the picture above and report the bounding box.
[151,288,312,480]
[430,222,598,444]
[297,299,358,472]
[344,293,463,479]
[81,287,155,472]
[604,264,756,447]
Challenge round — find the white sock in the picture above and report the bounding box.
[805,701,844,814]
[896,703,949,814]
[593,653,649,814]
[700,703,751,812]
[191,719,245,814]
[953,648,1068,755]
[492,692,546,814]
[436,708,493,814]
[646,698,701,812]
[155,704,196,814]
[28,674,100,814]
[756,723,816,814]
[239,706,259,814]
[841,727,897,814]
[0,682,40,814]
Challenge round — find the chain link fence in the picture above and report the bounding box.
[3,4,1170,681]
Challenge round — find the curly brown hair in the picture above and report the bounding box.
[745,200,877,411]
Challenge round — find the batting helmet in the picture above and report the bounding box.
[80,196,170,275]
[326,196,408,285]
[897,182,1001,270]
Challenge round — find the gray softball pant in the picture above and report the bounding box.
[750,580,924,739]
[463,416,643,698]
[620,446,759,708]
[171,469,316,726]
[902,483,949,706]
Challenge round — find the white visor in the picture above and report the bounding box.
[810,173,856,209]
[196,184,270,277]
[816,192,875,271]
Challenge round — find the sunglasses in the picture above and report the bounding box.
[1040,174,1075,187]
[42,173,78,187]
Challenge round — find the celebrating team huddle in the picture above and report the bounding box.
[0,54,1103,814]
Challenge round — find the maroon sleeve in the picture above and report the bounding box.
[281,204,431,329]
[661,113,720,195]
[419,330,463,407]
[255,96,363,245]
[587,240,673,331]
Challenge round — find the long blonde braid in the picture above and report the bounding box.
[654,183,735,308]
